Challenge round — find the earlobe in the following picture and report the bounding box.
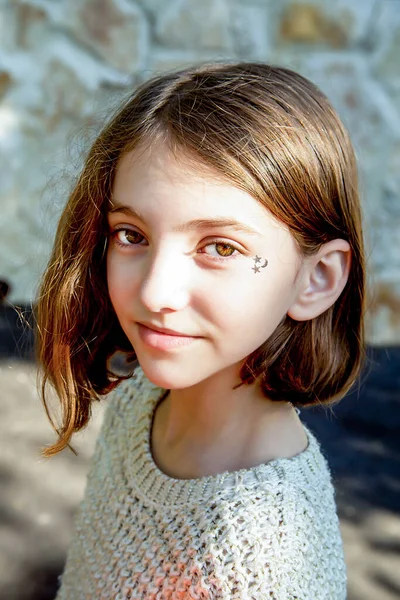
[287,239,351,322]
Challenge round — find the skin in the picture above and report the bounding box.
[107,141,350,479]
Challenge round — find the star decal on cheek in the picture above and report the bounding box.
[252,256,268,274]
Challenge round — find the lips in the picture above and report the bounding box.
[138,322,194,337]
[137,323,199,351]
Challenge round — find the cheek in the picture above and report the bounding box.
[106,254,138,310]
[205,267,295,343]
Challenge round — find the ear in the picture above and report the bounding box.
[288,239,351,321]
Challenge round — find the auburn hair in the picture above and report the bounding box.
[36,62,366,456]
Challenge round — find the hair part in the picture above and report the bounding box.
[36,62,366,456]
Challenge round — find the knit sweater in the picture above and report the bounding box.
[55,367,347,599]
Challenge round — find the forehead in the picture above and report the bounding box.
[112,141,276,227]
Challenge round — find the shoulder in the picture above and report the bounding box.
[208,473,346,598]
[205,428,346,597]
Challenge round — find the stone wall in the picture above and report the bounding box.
[0,0,399,344]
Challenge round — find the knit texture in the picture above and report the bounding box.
[55,366,347,599]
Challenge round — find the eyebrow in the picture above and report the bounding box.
[108,204,262,237]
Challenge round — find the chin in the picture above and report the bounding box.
[135,355,208,391]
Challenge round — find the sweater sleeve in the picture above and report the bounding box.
[202,481,347,599]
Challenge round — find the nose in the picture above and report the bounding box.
[139,245,191,313]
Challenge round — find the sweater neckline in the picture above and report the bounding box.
[125,371,327,507]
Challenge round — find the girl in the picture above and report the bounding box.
[37,62,365,599]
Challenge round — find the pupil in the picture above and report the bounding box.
[126,231,141,243]
[216,243,234,257]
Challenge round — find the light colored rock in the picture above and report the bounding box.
[0,0,20,53]
[367,281,400,345]
[155,0,232,51]
[0,123,76,300]
[374,26,400,90]
[279,0,376,48]
[0,70,12,99]
[370,0,400,88]
[11,0,48,50]
[45,32,130,92]
[135,0,171,18]
[383,141,400,219]
[302,54,400,208]
[280,2,351,47]
[230,4,271,58]
[331,0,376,46]
[147,49,214,77]
[64,0,149,74]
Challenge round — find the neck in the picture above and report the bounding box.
[151,368,307,479]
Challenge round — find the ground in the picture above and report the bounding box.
[0,350,399,599]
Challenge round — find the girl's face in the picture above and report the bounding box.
[107,142,304,390]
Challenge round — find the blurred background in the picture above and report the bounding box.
[0,0,399,598]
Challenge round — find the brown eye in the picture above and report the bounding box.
[114,229,145,245]
[215,242,236,257]
[201,241,239,259]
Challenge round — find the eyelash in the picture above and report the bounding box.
[109,227,242,262]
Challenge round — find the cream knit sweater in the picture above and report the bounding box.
[55,367,347,599]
